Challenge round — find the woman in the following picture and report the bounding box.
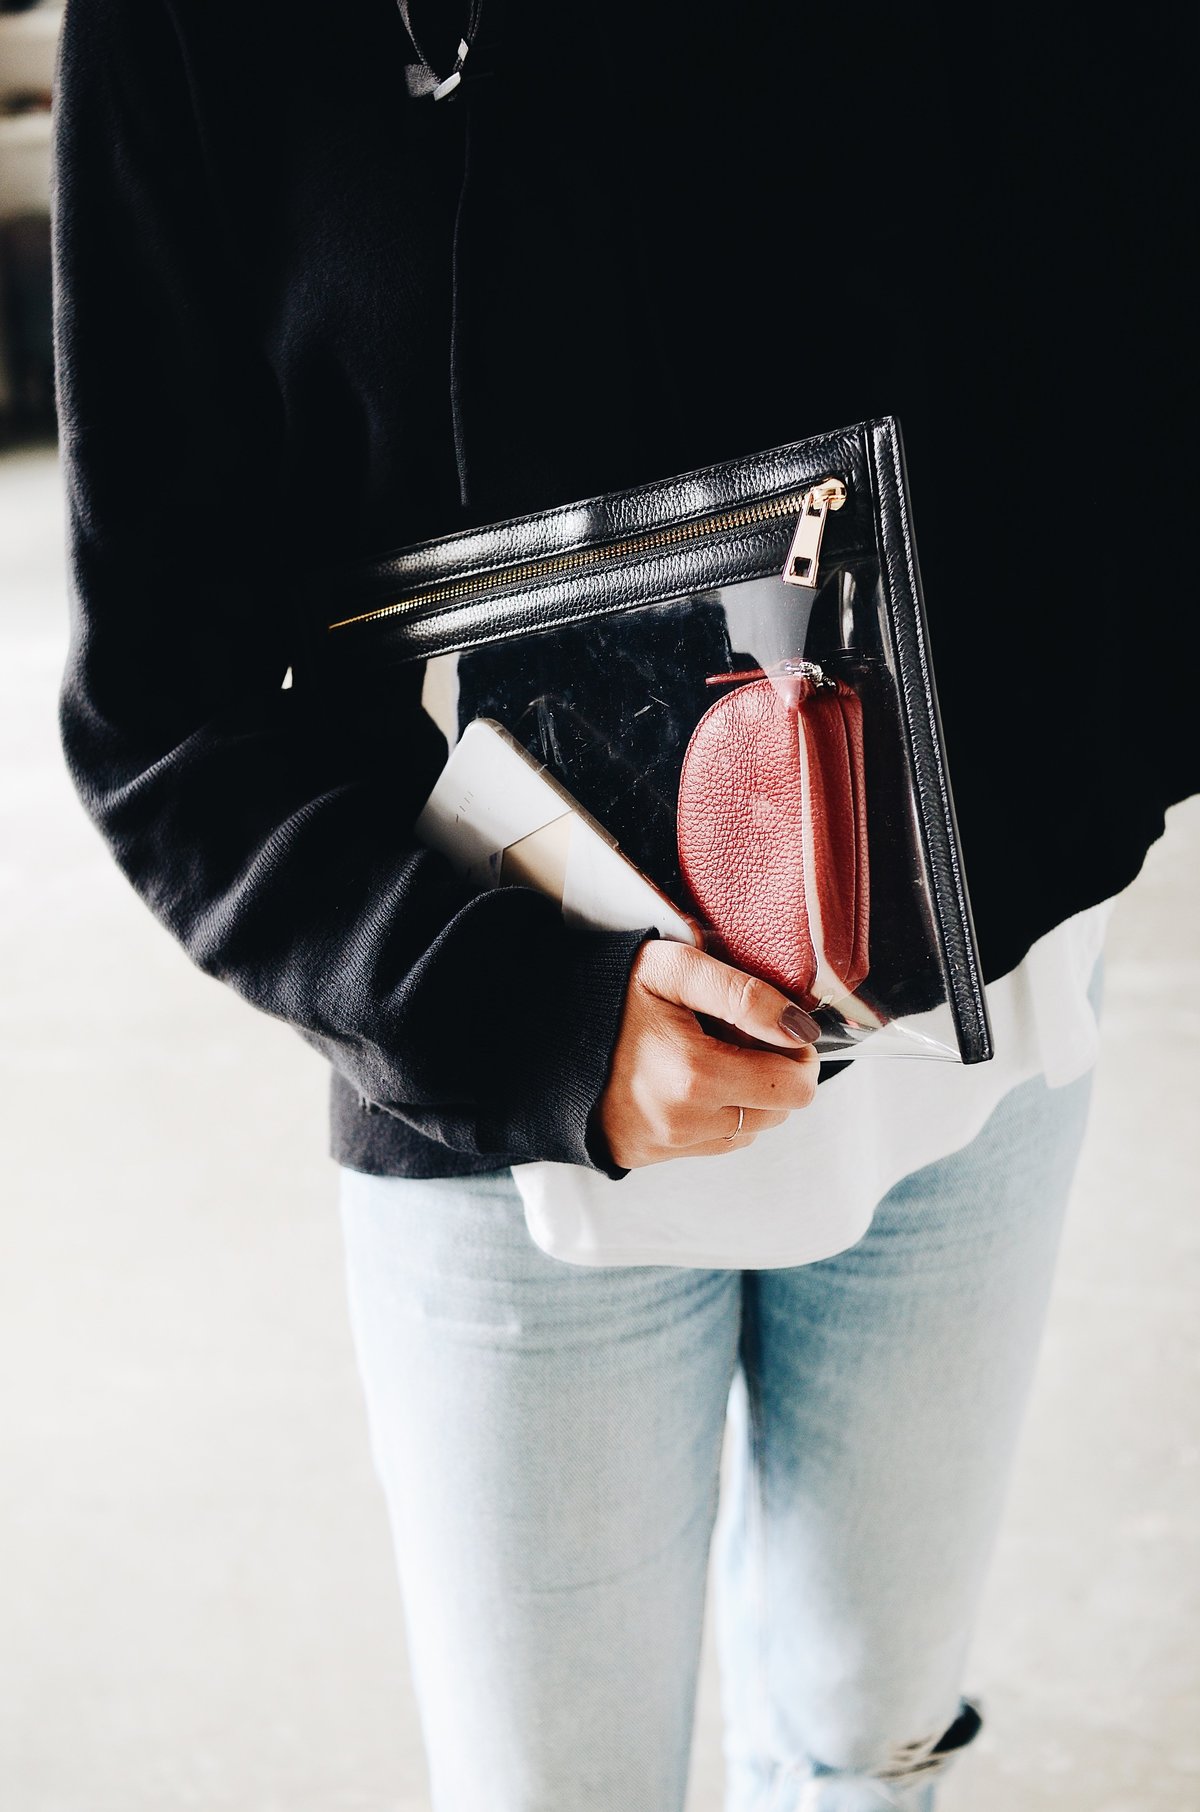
[52,2,1193,1807]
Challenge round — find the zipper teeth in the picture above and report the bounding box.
[327,488,812,633]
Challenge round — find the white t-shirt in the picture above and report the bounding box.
[513,899,1115,1270]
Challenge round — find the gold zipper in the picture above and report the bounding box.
[327,477,847,633]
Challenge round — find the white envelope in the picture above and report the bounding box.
[415,719,699,945]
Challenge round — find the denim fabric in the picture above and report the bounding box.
[337,1065,1094,1811]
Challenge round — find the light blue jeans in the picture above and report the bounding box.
[338,1066,1094,1811]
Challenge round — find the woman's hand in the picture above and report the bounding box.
[597,941,821,1170]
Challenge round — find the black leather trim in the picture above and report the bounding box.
[867,418,993,1064]
[325,516,860,668]
[320,422,871,621]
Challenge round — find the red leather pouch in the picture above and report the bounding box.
[676,666,869,1011]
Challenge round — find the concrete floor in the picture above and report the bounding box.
[1,441,1197,1811]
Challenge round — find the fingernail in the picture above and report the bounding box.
[779,1005,821,1044]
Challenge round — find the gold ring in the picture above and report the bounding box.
[725,1105,746,1142]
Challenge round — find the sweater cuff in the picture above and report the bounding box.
[478,925,654,1177]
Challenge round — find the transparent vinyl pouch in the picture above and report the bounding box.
[319,418,993,1065]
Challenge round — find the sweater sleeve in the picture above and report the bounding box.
[50,0,648,1175]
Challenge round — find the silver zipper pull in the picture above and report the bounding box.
[781,478,847,588]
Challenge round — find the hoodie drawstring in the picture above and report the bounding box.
[397,1,485,509]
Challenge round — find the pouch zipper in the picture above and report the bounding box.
[704,659,834,690]
[326,477,847,634]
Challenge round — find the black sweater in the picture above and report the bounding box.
[51,1,1196,1180]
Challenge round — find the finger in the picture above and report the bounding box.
[669,1105,787,1160]
[640,943,821,1051]
[717,1106,789,1138]
[681,1129,763,1158]
[704,1045,820,1114]
[700,1104,791,1140]
[739,1106,790,1133]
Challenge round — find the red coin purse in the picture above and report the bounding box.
[676,665,869,1011]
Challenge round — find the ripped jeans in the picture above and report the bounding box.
[337,1066,1094,1811]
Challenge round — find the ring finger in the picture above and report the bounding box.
[687,1104,790,1155]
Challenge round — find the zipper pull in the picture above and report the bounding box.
[705,660,827,687]
[781,479,847,588]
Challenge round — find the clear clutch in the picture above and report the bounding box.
[319,416,992,1064]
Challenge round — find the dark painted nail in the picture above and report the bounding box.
[779,1005,821,1044]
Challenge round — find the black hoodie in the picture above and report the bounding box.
[51,0,1196,1179]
